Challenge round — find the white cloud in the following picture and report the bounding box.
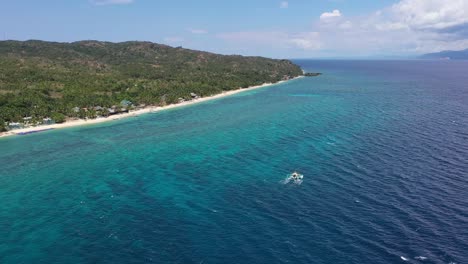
[217,31,321,51]
[375,22,408,31]
[90,0,134,5]
[217,0,468,57]
[313,0,468,55]
[289,32,321,50]
[320,9,341,20]
[280,1,289,9]
[390,0,468,30]
[188,28,208,34]
[339,21,353,29]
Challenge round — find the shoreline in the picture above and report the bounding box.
[0,76,303,139]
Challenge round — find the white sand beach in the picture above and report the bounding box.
[0,76,303,138]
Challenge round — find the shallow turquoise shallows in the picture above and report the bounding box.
[1,60,467,264]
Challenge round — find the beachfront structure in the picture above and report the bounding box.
[7,122,23,130]
[43,118,54,125]
[120,100,133,108]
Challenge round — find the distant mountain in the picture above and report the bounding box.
[421,49,468,60]
[0,40,303,130]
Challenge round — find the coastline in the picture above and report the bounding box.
[0,76,303,139]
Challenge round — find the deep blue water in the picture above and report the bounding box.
[1,60,467,264]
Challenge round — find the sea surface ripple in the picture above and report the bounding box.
[0,60,467,264]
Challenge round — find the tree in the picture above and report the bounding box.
[0,118,6,132]
[51,112,66,123]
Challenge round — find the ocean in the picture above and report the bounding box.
[0,60,467,263]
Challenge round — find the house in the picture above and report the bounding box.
[7,122,23,129]
[120,100,133,108]
[43,117,54,125]
[22,116,33,125]
[190,93,199,99]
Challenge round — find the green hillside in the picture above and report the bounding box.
[0,40,303,131]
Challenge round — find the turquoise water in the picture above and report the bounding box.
[1,60,467,263]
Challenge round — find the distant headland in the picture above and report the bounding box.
[421,48,468,60]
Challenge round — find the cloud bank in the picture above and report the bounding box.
[217,0,468,56]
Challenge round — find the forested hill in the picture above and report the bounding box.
[0,40,303,130]
[421,48,468,60]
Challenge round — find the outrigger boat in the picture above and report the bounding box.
[287,171,303,184]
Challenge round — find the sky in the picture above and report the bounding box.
[1,0,468,58]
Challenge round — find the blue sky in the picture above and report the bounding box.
[2,0,468,58]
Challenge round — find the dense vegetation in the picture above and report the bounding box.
[0,40,303,131]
